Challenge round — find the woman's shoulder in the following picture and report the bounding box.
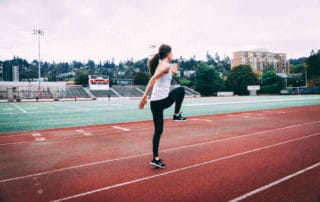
[159,61,171,69]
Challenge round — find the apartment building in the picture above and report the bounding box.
[232,50,288,73]
[3,65,19,81]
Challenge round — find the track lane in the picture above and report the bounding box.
[0,123,319,201]
[239,166,320,202]
[0,106,319,202]
[1,109,319,181]
[64,134,320,202]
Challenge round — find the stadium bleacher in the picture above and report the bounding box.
[112,86,144,97]
[0,82,200,100]
[90,90,118,97]
[46,86,90,98]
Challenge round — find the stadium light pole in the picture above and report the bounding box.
[285,61,288,88]
[305,69,307,87]
[33,29,44,91]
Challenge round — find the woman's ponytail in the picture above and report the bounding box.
[147,44,172,76]
[147,54,160,76]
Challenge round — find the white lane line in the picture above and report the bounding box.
[112,126,130,132]
[229,162,320,202]
[10,103,27,113]
[263,110,286,114]
[241,116,250,118]
[37,189,44,194]
[35,137,46,142]
[185,97,320,107]
[75,129,93,136]
[32,133,41,137]
[32,133,46,141]
[0,120,319,183]
[190,118,212,122]
[51,133,320,202]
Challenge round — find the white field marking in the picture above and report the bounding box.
[35,137,46,142]
[0,115,99,125]
[190,118,212,122]
[64,105,91,110]
[112,126,130,132]
[37,189,44,194]
[10,103,27,113]
[229,162,320,202]
[0,108,96,115]
[1,120,319,183]
[51,133,320,202]
[226,114,238,117]
[75,129,93,136]
[0,97,318,116]
[0,130,124,146]
[184,97,320,107]
[32,133,41,137]
[263,110,286,114]
[32,133,45,141]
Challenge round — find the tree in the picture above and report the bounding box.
[87,60,95,71]
[306,50,320,80]
[260,70,283,94]
[261,70,281,85]
[225,65,259,95]
[133,71,150,85]
[194,63,223,96]
[75,73,89,87]
[291,63,306,73]
[180,78,192,87]
[72,60,83,69]
[289,57,307,66]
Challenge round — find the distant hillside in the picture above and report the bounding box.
[289,57,308,65]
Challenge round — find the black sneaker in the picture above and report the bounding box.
[150,158,166,168]
[173,112,187,121]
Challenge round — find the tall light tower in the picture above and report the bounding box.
[33,29,44,91]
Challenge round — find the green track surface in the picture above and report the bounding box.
[0,95,319,132]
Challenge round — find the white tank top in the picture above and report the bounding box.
[150,64,172,101]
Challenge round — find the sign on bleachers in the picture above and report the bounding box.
[88,75,109,90]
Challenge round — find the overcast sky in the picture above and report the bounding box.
[1,0,320,63]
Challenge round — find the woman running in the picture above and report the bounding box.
[139,44,187,168]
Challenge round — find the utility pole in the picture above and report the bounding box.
[33,29,44,91]
[285,61,288,88]
[305,69,308,87]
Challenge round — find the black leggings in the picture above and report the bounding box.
[150,87,185,157]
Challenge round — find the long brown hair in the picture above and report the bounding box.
[147,44,172,76]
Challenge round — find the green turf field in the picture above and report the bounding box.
[0,95,320,132]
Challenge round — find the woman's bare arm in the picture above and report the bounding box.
[139,64,170,109]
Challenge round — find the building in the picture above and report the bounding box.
[0,62,3,81]
[231,49,288,73]
[12,66,19,81]
[3,64,12,81]
[184,70,196,78]
[3,65,19,81]
[116,79,133,85]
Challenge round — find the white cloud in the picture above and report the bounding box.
[0,0,319,62]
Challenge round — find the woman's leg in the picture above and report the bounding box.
[150,101,164,158]
[164,86,185,114]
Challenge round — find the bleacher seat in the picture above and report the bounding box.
[90,90,118,97]
[112,86,144,97]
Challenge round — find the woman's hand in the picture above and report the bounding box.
[139,95,148,109]
[171,63,178,74]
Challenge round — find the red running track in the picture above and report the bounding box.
[0,105,319,202]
